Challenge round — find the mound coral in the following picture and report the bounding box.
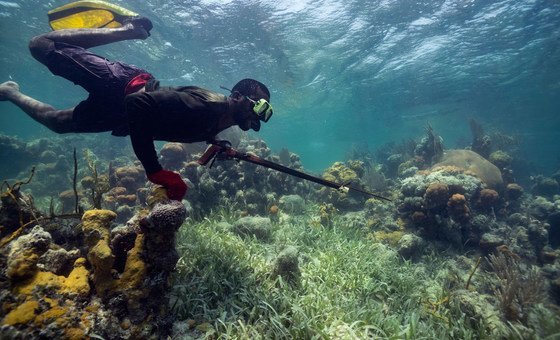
[146,199,187,232]
[371,230,405,246]
[397,233,426,259]
[279,194,306,214]
[272,246,301,285]
[319,162,363,210]
[401,166,482,200]
[531,175,559,198]
[37,248,80,275]
[232,216,274,242]
[506,183,524,201]
[423,182,450,209]
[411,211,428,225]
[111,165,145,192]
[159,142,188,170]
[433,149,503,190]
[346,160,365,178]
[103,186,138,222]
[323,162,359,184]
[477,188,500,211]
[104,187,137,207]
[269,204,279,215]
[489,150,513,169]
[447,194,470,223]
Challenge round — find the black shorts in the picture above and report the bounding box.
[41,41,150,133]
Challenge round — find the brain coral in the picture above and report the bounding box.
[432,149,503,189]
[401,167,482,200]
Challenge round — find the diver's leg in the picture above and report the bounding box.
[30,18,152,50]
[28,24,150,95]
[0,81,75,133]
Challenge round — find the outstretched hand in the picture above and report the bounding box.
[147,169,188,201]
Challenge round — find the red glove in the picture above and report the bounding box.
[147,169,188,201]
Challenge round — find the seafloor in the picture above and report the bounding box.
[0,122,559,339]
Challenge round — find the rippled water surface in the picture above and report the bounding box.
[1,0,558,172]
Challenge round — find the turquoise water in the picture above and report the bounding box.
[1,0,559,173]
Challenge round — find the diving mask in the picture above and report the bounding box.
[245,97,273,122]
[220,85,273,122]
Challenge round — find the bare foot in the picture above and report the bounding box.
[123,23,150,40]
[123,16,152,40]
[0,81,20,101]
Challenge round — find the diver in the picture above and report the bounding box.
[0,5,273,201]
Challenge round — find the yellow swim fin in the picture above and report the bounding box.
[48,0,139,30]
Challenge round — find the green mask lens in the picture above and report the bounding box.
[246,97,273,122]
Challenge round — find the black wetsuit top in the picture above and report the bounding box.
[124,85,230,174]
[32,40,229,174]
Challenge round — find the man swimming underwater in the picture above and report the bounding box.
[0,2,273,201]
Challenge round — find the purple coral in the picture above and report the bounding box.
[147,200,187,232]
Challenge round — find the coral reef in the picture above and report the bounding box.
[414,124,444,165]
[1,222,91,338]
[101,164,146,222]
[0,135,134,210]
[432,149,503,190]
[0,183,40,240]
[110,164,145,193]
[397,153,551,259]
[0,135,35,179]
[447,193,470,223]
[159,142,189,170]
[487,252,546,322]
[0,128,559,338]
[423,182,450,209]
[179,139,312,216]
[317,160,388,211]
[469,118,492,158]
[0,183,187,338]
[489,150,513,169]
[530,175,559,198]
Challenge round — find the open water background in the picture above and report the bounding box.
[1,0,559,173]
